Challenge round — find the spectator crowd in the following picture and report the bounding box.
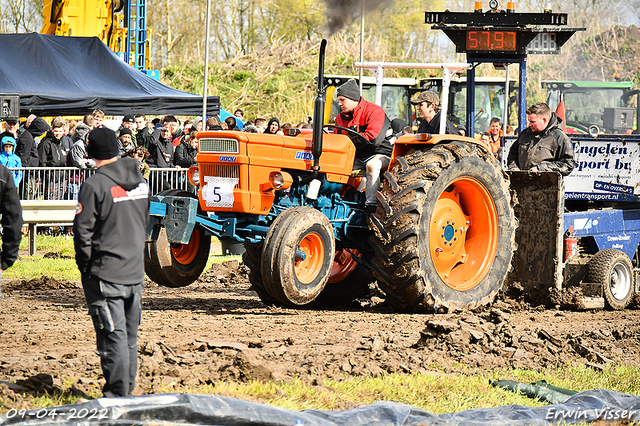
[0,109,319,200]
[1,97,526,204]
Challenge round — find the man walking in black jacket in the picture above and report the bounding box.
[73,127,150,397]
[0,163,22,298]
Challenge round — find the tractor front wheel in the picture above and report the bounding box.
[261,206,335,306]
[243,241,277,305]
[144,190,211,288]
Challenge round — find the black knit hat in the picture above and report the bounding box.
[119,127,133,137]
[87,127,119,160]
[336,79,361,102]
[28,117,51,137]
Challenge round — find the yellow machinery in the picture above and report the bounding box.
[40,0,153,74]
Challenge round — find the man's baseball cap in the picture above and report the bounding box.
[5,118,18,125]
[411,91,440,106]
[122,114,135,123]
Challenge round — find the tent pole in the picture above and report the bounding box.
[202,0,211,120]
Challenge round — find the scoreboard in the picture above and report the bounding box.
[425,10,582,57]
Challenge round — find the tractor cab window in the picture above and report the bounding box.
[564,89,624,128]
[449,82,516,134]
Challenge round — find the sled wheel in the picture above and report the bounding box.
[144,190,211,288]
[262,206,335,306]
[242,241,278,305]
[313,249,373,307]
[587,249,634,310]
[370,141,516,312]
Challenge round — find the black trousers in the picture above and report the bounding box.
[81,275,143,398]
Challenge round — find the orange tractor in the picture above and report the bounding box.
[144,40,516,311]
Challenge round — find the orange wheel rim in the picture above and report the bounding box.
[429,177,498,291]
[294,232,325,284]
[171,228,201,265]
[328,249,359,283]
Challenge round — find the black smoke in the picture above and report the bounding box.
[323,0,395,34]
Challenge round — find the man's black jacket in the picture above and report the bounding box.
[73,157,149,284]
[0,165,22,270]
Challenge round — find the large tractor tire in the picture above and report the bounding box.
[313,249,373,307]
[369,141,516,312]
[260,206,335,306]
[144,190,211,288]
[587,249,634,310]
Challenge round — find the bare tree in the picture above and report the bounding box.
[0,0,42,33]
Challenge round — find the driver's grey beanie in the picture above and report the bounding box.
[337,79,361,102]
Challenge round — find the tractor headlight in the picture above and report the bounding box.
[189,167,200,186]
[271,172,285,189]
[264,171,292,191]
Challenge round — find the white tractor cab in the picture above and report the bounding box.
[322,74,417,128]
[543,80,640,135]
[421,74,519,134]
[323,67,519,136]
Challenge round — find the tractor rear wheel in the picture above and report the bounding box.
[587,249,634,310]
[261,206,335,306]
[370,141,516,312]
[144,190,211,288]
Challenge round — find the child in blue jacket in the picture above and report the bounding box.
[0,136,23,188]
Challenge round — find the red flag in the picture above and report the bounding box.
[556,96,566,133]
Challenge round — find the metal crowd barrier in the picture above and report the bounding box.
[11,167,191,200]
[8,167,193,254]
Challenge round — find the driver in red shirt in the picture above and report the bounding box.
[333,79,392,213]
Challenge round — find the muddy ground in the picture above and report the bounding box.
[1,257,640,409]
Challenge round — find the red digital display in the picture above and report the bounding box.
[466,31,517,52]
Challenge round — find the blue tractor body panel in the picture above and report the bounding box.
[149,174,371,253]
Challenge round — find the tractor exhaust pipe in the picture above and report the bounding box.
[311,39,327,173]
[300,39,326,190]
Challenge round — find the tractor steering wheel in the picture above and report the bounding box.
[322,124,363,139]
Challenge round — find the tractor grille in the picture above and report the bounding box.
[202,164,240,187]
[199,138,239,154]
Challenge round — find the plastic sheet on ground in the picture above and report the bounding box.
[1,389,639,425]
